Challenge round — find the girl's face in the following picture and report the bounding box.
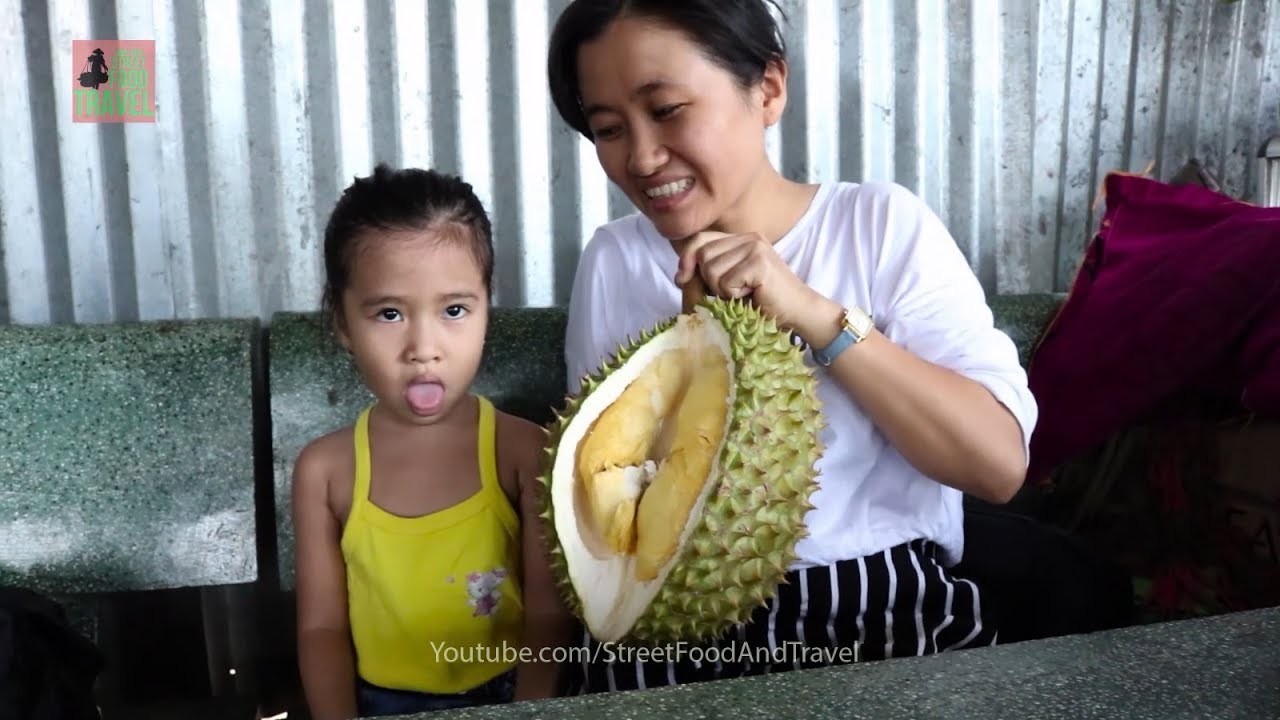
[576,16,786,241]
[335,228,489,427]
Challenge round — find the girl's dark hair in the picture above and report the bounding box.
[320,164,494,330]
[548,0,788,139]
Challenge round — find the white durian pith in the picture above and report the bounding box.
[538,299,825,648]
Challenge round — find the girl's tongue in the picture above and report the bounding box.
[406,381,445,416]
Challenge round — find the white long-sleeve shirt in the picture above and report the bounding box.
[564,181,1038,568]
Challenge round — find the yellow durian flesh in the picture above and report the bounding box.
[633,340,731,580]
[574,348,691,555]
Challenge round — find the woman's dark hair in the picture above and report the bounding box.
[548,0,788,139]
[320,163,494,331]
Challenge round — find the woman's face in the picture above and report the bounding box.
[576,16,785,241]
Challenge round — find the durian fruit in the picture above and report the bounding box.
[538,279,825,648]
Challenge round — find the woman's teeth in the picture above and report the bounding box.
[645,179,692,198]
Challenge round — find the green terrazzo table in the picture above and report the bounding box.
[380,607,1279,719]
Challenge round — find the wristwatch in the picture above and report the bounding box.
[812,305,874,366]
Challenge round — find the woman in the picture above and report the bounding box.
[548,0,1038,693]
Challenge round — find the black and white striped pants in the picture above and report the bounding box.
[568,538,997,693]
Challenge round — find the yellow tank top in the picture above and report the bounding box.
[341,395,523,694]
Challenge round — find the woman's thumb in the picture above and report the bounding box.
[673,248,698,285]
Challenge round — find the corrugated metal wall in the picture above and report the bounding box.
[1,0,1277,326]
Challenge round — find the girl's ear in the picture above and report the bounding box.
[760,58,789,128]
[333,312,353,352]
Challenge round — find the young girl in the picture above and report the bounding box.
[547,0,1039,692]
[291,164,572,718]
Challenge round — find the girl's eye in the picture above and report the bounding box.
[375,308,401,322]
[444,305,468,319]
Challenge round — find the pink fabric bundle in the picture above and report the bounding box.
[1026,174,1280,484]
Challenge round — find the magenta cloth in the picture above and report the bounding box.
[1025,173,1280,484]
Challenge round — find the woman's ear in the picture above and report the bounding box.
[760,58,789,128]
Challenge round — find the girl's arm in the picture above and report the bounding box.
[292,440,359,720]
[511,425,576,701]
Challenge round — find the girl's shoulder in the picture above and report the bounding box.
[294,424,356,479]
[292,424,357,522]
[492,409,547,504]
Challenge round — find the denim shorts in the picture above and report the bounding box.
[356,669,516,716]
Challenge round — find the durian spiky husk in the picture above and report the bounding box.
[536,297,825,648]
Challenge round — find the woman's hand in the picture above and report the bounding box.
[675,231,838,345]
[673,230,1027,504]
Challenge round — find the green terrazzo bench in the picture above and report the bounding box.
[0,318,261,717]
[267,294,1061,590]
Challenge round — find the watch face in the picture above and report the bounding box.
[845,307,873,337]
